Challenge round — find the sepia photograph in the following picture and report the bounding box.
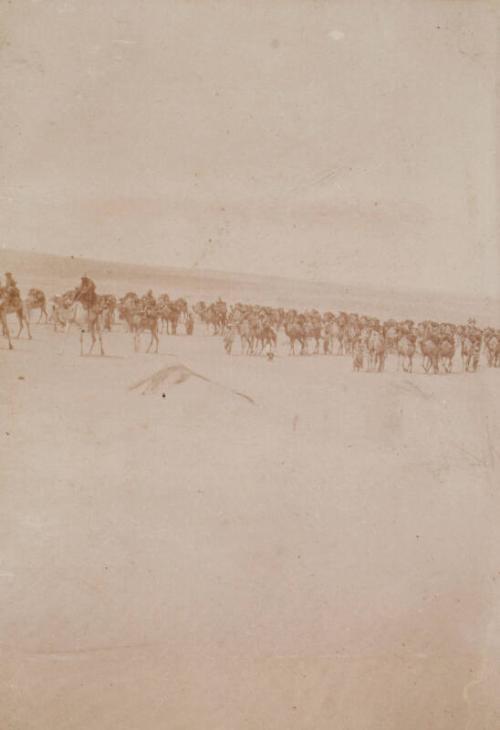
[1,1,499,728]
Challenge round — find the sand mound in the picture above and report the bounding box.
[129,363,255,404]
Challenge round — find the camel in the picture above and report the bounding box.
[397,335,416,373]
[99,295,117,331]
[323,320,343,355]
[352,338,364,372]
[237,319,254,355]
[204,305,226,335]
[384,324,400,354]
[0,288,32,340]
[438,338,455,374]
[53,297,104,356]
[173,297,188,323]
[367,330,385,372]
[129,311,159,353]
[246,318,263,355]
[157,295,188,335]
[256,322,277,356]
[25,288,48,324]
[284,321,306,355]
[343,322,360,355]
[304,319,322,355]
[193,299,227,335]
[461,336,480,373]
[118,294,141,332]
[485,334,500,368]
[192,301,207,322]
[158,302,180,335]
[420,338,439,374]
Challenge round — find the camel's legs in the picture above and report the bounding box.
[16,312,23,338]
[87,329,96,355]
[2,313,13,349]
[97,327,104,356]
[88,318,100,355]
[146,332,152,353]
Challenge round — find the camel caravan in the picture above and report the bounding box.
[220,305,495,374]
[2,270,500,375]
[48,280,194,355]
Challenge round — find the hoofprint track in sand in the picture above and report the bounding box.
[2,314,500,729]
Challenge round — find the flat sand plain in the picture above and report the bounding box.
[1,255,500,729]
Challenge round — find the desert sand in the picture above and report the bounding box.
[1,256,500,729]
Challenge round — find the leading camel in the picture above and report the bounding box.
[0,287,32,340]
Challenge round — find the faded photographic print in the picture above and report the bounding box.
[1,1,499,728]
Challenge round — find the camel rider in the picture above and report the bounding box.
[142,289,156,315]
[4,273,20,305]
[74,275,97,307]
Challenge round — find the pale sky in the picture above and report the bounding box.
[1,0,498,297]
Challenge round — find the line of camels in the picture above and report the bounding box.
[222,305,496,374]
[1,283,499,374]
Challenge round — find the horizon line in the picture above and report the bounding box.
[1,244,498,305]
